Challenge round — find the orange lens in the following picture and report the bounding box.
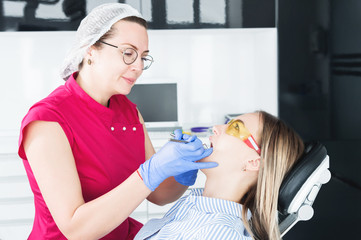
[225,119,251,141]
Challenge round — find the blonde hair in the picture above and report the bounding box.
[241,111,304,240]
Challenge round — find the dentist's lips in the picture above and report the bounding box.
[123,76,136,85]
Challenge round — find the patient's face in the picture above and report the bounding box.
[200,112,262,175]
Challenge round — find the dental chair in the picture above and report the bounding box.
[278,141,331,237]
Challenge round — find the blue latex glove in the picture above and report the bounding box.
[173,129,202,186]
[139,130,217,191]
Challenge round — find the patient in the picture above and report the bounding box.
[135,111,304,240]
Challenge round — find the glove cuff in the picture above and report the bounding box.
[136,169,143,181]
[139,157,159,191]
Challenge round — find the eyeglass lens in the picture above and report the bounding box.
[123,48,137,64]
[123,48,153,70]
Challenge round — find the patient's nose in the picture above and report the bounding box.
[212,126,217,135]
[212,125,223,135]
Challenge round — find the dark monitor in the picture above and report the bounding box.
[127,83,179,128]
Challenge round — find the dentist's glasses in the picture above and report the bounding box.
[97,40,154,70]
[225,119,261,154]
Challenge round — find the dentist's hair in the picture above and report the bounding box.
[241,111,304,240]
[94,16,147,49]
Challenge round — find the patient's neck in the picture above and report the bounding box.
[202,175,250,203]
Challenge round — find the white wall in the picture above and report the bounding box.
[143,28,278,127]
[1,28,277,132]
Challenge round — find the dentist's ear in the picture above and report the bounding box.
[247,158,260,171]
[85,47,96,65]
[86,46,96,57]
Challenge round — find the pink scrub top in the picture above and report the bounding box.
[18,72,145,239]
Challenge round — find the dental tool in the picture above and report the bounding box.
[169,133,189,143]
[169,133,209,149]
[169,138,189,143]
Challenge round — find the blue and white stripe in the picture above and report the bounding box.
[135,189,253,240]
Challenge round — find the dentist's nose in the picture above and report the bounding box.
[130,57,143,71]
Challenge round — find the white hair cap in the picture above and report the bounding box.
[60,3,144,81]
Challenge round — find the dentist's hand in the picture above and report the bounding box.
[173,130,204,186]
[139,130,217,191]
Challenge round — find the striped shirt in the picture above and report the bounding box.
[135,189,253,240]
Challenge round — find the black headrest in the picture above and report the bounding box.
[278,141,327,214]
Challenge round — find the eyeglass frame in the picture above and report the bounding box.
[225,118,261,155]
[97,40,154,70]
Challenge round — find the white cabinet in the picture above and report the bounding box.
[0,134,34,240]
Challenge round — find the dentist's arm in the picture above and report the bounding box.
[23,121,152,240]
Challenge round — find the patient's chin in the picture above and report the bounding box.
[199,155,211,162]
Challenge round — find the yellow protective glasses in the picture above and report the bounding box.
[225,119,261,154]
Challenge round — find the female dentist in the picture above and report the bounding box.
[18,3,217,240]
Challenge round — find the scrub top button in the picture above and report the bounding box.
[110,126,114,131]
[133,127,136,131]
[123,126,126,131]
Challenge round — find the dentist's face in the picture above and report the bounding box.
[91,20,149,96]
